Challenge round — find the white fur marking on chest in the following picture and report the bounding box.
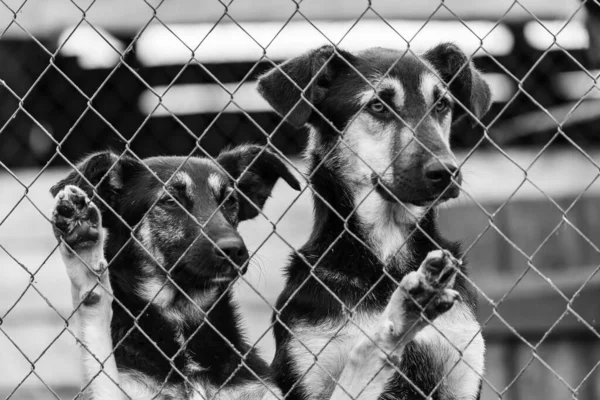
[199,381,281,400]
[415,301,485,399]
[353,187,425,263]
[119,369,182,399]
[289,303,484,400]
[288,315,377,399]
[189,381,208,400]
[357,188,406,262]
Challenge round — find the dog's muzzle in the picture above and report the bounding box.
[212,236,250,282]
[420,159,462,203]
[371,162,462,206]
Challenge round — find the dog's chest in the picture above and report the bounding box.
[287,302,484,399]
[119,374,281,400]
[174,327,208,375]
[188,382,280,400]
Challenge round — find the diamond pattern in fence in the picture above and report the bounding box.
[1,0,600,399]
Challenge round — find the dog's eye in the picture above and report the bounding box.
[368,100,388,114]
[435,98,450,113]
[159,195,180,208]
[222,192,237,207]
[219,189,237,208]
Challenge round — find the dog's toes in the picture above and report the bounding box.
[52,198,77,240]
[51,185,102,250]
[424,288,460,320]
[392,251,463,329]
[64,221,100,247]
[419,249,461,288]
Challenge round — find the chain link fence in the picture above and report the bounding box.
[1,0,600,399]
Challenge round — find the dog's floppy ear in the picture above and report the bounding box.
[50,151,142,215]
[257,45,355,128]
[424,43,492,125]
[216,145,301,221]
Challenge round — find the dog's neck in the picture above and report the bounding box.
[306,150,428,268]
[351,185,427,265]
[104,224,222,323]
[112,267,222,327]
[104,228,272,385]
[109,271,253,379]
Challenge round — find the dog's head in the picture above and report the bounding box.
[50,146,300,292]
[258,43,491,207]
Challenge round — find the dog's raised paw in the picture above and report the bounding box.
[417,249,461,289]
[401,249,461,321]
[52,185,101,250]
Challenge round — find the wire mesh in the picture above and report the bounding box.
[1,0,600,399]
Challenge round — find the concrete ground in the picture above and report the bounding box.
[1,147,600,399]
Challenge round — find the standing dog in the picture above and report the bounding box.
[50,146,462,399]
[258,43,492,399]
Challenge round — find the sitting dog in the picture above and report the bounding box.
[50,146,301,399]
[258,43,492,399]
[50,145,462,399]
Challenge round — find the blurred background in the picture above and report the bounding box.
[1,0,600,399]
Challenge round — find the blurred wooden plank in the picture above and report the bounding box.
[572,196,600,264]
[510,340,595,400]
[481,342,511,400]
[499,197,589,273]
[0,0,580,38]
[439,202,502,272]
[478,272,600,338]
[0,385,78,400]
[588,343,600,400]
[439,194,600,276]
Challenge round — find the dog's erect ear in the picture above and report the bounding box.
[257,45,355,128]
[424,43,492,125]
[50,151,142,214]
[216,145,301,221]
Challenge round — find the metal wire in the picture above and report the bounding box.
[1,0,599,399]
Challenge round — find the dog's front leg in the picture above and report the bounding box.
[331,250,461,400]
[52,185,123,400]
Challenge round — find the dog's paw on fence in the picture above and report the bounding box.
[52,185,102,251]
[382,250,461,346]
[51,185,110,307]
[405,249,461,316]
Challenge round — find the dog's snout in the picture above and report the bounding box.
[214,236,247,264]
[423,160,461,187]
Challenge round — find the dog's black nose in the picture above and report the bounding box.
[424,160,461,187]
[214,236,247,264]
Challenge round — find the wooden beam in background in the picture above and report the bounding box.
[1,0,579,38]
